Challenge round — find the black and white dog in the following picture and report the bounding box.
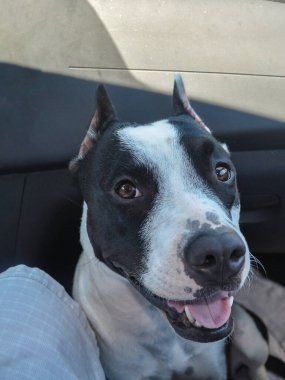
[71,75,250,380]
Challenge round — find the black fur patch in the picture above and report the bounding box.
[78,122,158,276]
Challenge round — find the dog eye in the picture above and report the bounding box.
[115,181,142,199]
[215,164,231,182]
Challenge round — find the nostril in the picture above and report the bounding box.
[202,254,216,268]
[230,249,244,262]
[230,248,244,262]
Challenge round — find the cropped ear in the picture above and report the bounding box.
[69,84,116,172]
[173,73,211,134]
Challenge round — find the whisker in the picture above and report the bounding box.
[250,253,267,277]
[241,267,255,294]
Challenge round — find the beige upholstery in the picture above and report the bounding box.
[1,0,285,120]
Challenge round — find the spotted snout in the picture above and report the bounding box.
[184,229,246,287]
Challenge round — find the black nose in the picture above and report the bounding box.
[184,231,246,286]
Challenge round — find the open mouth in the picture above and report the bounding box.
[165,292,234,342]
[128,275,235,343]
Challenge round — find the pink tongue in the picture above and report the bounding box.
[186,297,231,329]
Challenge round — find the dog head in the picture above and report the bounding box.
[71,75,250,343]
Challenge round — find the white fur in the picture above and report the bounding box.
[222,143,230,154]
[73,204,227,380]
[118,121,250,300]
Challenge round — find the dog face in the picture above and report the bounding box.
[71,75,250,343]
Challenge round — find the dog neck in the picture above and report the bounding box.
[73,203,227,380]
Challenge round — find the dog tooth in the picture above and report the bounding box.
[229,296,234,307]
[194,320,202,328]
[185,306,195,324]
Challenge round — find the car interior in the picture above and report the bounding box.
[1,0,285,377]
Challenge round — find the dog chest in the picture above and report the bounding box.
[99,326,227,380]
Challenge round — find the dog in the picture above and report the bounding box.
[70,74,250,380]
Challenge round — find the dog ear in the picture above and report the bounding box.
[69,84,117,173]
[173,73,211,134]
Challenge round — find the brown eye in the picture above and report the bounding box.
[215,165,231,182]
[115,181,142,199]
